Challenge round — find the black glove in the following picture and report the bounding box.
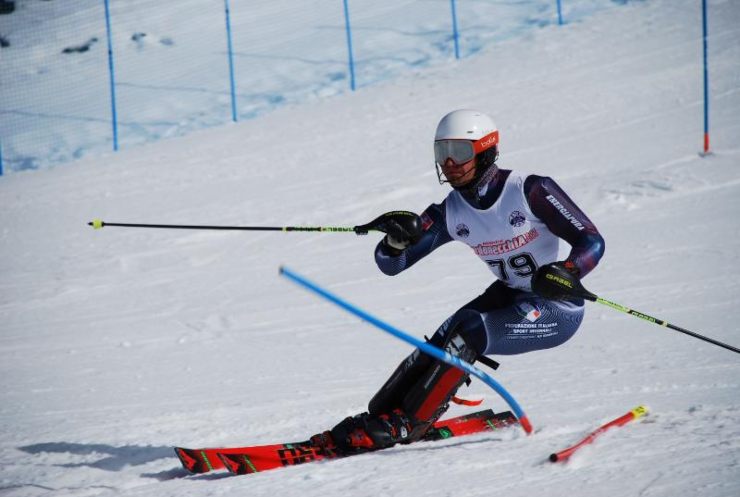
[531,262,590,300]
[383,211,422,251]
[356,211,422,252]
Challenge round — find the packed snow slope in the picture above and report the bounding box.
[1,0,739,496]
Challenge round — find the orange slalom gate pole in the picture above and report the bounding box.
[549,406,649,462]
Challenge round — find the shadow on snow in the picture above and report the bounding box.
[18,442,191,479]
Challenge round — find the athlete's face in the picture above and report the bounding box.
[440,156,477,188]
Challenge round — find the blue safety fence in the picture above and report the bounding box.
[0,1,685,174]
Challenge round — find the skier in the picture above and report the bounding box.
[312,109,605,454]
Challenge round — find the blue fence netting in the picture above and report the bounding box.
[0,1,684,175]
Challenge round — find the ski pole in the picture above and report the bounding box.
[592,296,739,354]
[87,211,417,235]
[88,219,371,234]
[549,405,649,462]
[548,272,740,355]
[279,266,533,435]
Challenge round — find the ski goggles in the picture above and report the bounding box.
[434,131,499,165]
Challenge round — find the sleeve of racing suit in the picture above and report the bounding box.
[375,202,453,276]
[524,175,605,277]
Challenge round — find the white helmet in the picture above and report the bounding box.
[434,109,498,144]
[434,109,499,188]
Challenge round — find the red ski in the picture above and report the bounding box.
[175,409,517,475]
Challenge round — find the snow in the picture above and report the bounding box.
[1,0,740,495]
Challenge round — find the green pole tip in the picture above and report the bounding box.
[91,219,104,229]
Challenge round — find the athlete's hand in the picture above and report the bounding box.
[354,211,423,253]
[380,211,422,251]
[355,211,422,252]
[531,262,582,299]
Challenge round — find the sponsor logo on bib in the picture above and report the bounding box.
[473,228,539,256]
[509,210,526,227]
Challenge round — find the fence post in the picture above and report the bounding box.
[450,0,460,59]
[342,0,356,91]
[556,0,563,25]
[701,0,710,155]
[103,0,119,151]
[224,0,238,122]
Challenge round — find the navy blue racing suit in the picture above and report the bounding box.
[375,169,605,357]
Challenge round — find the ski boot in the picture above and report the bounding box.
[312,330,479,454]
[311,409,412,455]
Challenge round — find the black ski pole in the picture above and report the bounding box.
[547,271,740,355]
[590,296,739,355]
[88,219,374,234]
[88,211,417,236]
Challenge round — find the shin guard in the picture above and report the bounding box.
[368,348,433,417]
[401,333,478,440]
